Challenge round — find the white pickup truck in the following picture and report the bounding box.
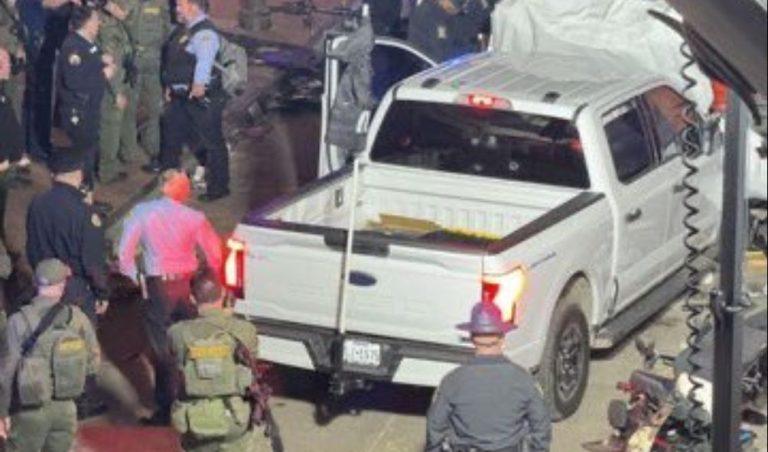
[230,43,723,419]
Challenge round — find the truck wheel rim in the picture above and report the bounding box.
[556,322,585,403]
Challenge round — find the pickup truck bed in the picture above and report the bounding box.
[257,165,579,243]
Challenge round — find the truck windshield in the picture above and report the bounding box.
[371,101,590,188]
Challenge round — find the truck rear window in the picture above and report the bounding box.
[371,101,590,189]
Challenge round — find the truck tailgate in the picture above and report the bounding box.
[235,224,484,347]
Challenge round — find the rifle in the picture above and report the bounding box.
[234,343,285,452]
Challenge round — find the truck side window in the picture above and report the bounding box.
[605,104,656,183]
[643,86,691,162]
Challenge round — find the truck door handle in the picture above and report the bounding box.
[625,209,643,223]
[673,183,686,194]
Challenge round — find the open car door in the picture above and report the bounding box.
[319,35,438,178]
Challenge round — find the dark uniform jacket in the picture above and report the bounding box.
[426,355,552,452]
[26,182,109,300]
[0,81,23,162]
[56,31,106,138]
[408,0,491,63]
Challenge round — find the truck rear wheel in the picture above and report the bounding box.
[538,286,591,421]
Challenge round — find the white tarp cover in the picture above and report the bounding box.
[490,0,714,110]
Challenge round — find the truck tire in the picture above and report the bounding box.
[538,283,591,421]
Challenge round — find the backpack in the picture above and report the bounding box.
[16,306,89,407]
[215,36,248,97]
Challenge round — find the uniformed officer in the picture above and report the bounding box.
[0,0,24,116]
[0,259,101,451]
[26,149,110,323]
[168,273,263,450]
[0,0,32,176]
[408,0,489,63]
[97,0,137,184]
[0,46,16,343]
[160,0,230,202]
[0,46,24,242]
[125,0,171,173]
[56,6,118,192]
[426,302,552,452]
[118,169,221,423]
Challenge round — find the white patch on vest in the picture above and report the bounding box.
[91,214,102,228]
[68,53,81,66]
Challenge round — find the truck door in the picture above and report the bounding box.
[602,100,677,311]
[641,86,724,266]
[319,36,437,178]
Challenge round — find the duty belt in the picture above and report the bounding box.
[147,272,194,282]
[169,86,190,97]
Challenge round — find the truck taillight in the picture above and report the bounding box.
[224,238,245,299]
[482,267,527,325]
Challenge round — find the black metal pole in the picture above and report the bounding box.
[712,93,749,451]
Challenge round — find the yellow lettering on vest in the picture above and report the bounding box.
[188,345,230,360]
[57,338,85,354]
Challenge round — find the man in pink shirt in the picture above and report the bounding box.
[118,169,221,424]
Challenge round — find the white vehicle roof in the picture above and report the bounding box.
[398,51,667,116]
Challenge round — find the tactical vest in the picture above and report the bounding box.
[133,0,168,66]
[16,305,89,408]
[163,19,221,88]
[171,323,253,439]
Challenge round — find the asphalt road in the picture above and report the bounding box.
[96,107,767,452]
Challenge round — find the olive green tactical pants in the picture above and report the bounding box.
[99,83,138,182]
[122,64,163,161]
[7,401,78,452]
[182,429,270,452]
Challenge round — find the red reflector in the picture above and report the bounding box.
[482,281,500,304]
[481,267,527,325]
[224,238,245,299]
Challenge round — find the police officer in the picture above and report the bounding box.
[0,0,24,118]
[407,0,490,63]
[0,46,23,242]
[0,259,100,451]
[26,150,110,323]
[426,302,552,452]
[161,0,230,202]
[125,0,171,173]
[168,273,263,450]
[97,0,136,184]
[0,47,16,341]
[118,169,221,423]
[57,6,118,192]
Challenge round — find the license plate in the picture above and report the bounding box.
[343,339,382,368]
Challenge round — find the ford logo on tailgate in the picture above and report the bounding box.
[349,271,377,287]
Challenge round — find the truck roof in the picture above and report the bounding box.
[404,50,667,110]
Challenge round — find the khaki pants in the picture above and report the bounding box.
[7,400,78,452]
[99,86,138,182]
[123,63,163,160]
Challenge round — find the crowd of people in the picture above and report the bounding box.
[1,0,235,214]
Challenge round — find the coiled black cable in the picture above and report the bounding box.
[678,41,710,448]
